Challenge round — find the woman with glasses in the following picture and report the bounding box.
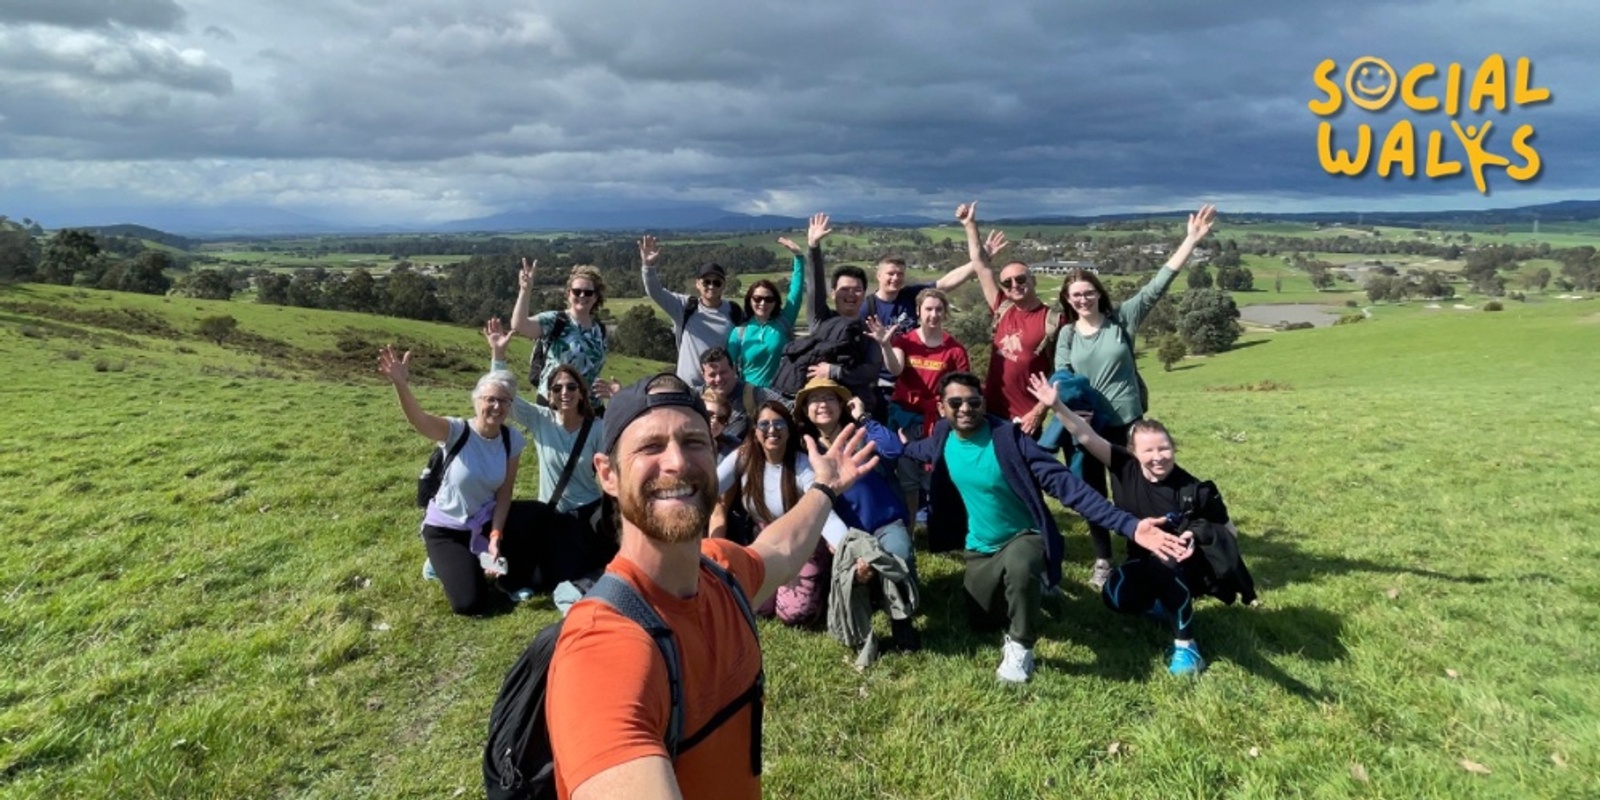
[379,346,525,615]
[485,321,614,595]
[727,226,817,389]
[510,258,610,405]
[1055,205,1217,590]
[713,401,849,624]
[792,377,920,649]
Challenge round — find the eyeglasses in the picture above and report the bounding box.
[1068,290,1099,300]
[550,383,581,394]
[1000,275,1031,289]
[482,396,512,406]
[944,396,984,410]
[750,295,777,305]
[569,288,596,298]
[708,412,730,424]
[702,278,724,289]
[755,419,788,433]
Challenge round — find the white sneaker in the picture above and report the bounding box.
[1088,559,1113,591]
[996,635,1035,684]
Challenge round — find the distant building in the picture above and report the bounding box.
[1030,259,1098,275]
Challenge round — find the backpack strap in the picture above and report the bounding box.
[741,383,758,422]
[442,420,474,471]
[583,556,763,772]
[680,300,698,330]
[545,416,593,506]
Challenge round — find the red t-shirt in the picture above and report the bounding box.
[549,539,766,800]
[984,298,1053,419]
[890,330,970,437]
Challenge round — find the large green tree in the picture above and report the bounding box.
[40,229,101,285]
[1176,288,1241,355]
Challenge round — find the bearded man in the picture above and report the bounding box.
[545,373,879,800]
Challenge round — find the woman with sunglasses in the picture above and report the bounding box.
[793,377,921,649]
[379,346,525,615]
[1054,205,1216,590]
[727,222,821,389]
[713,401,849,624]
[701,387,742,460]
[510,258,610,404]
[485,320,615,595]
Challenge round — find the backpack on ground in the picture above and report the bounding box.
[483,557,764,800]
[681,300,744,331]
[416,422,511,508]
[527,313,607,391]
[1173,480,1257,605]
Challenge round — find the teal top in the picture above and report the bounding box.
[727,255,806,389]
[1055,267,1177,425]
[943,427,1035,553]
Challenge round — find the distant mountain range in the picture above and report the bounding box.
[19,199,1600,239]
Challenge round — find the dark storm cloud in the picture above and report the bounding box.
[0,0,185,31]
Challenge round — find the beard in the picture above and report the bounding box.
[619,475,717,544]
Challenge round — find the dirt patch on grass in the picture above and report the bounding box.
[1205,380,1293,393]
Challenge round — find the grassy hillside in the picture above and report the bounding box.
[1,284,1596,798]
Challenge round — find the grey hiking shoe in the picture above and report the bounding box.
[996,635,1035,684]
[1088,559,1113,591]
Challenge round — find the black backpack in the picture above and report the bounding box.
[527,313,607,391]
[772,315,868,398]
[681,300,744,331]
[483,557,764,800]
[416,423,511,508]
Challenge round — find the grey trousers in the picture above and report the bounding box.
[963,532,1046,647]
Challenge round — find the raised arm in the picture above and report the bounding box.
[1027,372,1111,464]
[377,346,451,442]
[958,202,1001,310]
[777,237,807,328]
[748,423,879,605]
[933,259,979,291]
[866,317,905,376]
[484,318,542,434]
[1162,204,1217,273]
[638,235,685,319]
[805,213,833,322]
[510,257,544,340]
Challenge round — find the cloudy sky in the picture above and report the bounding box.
[1,0,1596,228]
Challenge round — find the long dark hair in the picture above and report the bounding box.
[721,401,801,528]
[1057,268,1114,324]
[742,279,783,322]
[546,364,594,419]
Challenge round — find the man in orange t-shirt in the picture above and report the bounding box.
[546,373,881,800]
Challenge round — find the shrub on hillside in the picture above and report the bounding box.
[198,315,239,345]
[1334,312,1366,325]
[1156,334,1187,371]
[1483,301,1504,311]
[610,305,677,362]
[1175,288,1241,355]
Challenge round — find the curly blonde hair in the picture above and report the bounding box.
[567,265,608,313]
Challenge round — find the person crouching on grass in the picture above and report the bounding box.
[901,372,1184,683]
[1028,372,1259,676]
[379,346,525,615]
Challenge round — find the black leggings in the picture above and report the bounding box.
[1101,557,1195,640]
[497,499,618,593]
[421,525,501,615]
[1082,421,1134,561]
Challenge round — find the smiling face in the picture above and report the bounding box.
[1345,56,1397,111]
[877,259,907,295]
[568,278,598,314]
[547,368,586,415]
[754,408,790,462]
[804,390,843,435]
[998,262,1036,304]
[746,281,779,322]
[918,294,947,330]
[1066,280,1101,318]
[833,275,866,317]
[700,355,736,397]
[601,406,718,544]
[940,381,985,435]
[1131,429,1176,482]
[697,274,725,307]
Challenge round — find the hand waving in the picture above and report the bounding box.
[777,236,802,255]
[1026,371,1058,408]
[807,213,832,248]
[864,316,895,346]
[518,257,537,291]
[1186,204,1218,242]
[983,229,1009,258]
[639,235,660,267]
[483,318,512,358]
[804,423,879,495]
[377,345,412,385]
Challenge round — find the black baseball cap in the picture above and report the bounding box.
[695,262,726,279]
[598,373,710,454]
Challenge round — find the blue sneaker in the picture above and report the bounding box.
[1169,642,1206,676]
[421,558,438,582]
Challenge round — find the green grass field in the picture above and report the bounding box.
[2,283,1597,798]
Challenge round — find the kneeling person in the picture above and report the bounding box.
[902,372,1183,683]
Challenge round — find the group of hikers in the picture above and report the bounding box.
[378,202,1260,800]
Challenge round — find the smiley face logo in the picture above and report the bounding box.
[1344,56,1397,112]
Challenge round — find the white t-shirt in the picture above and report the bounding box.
[717,451,848,548]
